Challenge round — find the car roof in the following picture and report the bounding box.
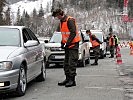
[53,31,61,34]
[90,30,103,32]
[90,30,104,34]
[0,26,25,30]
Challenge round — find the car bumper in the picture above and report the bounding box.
[90,49,103,57]
[48,53,65,64]
[0,69,19,93]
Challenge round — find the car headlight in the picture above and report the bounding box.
[0,61,13,70]
[45,47,51,50]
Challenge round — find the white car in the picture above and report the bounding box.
[44,31,90,67]
[81,30,107,59]
[0,26,46,96]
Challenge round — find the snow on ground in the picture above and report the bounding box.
[10,0,52,17]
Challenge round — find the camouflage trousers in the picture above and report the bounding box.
[63,49,78,77]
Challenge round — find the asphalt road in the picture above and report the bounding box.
[1,47,133,100]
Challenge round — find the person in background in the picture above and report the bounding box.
[52,9,81,87]
[113,35,119,54]
[86,30,102,65]
[113,35,119,48]
[109,33,115,58]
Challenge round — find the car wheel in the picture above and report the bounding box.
[100,51,104,59]
[104,53,106,57]
[36,60,46,82]
[45,62,49,68]
[16,64,27,96]
[86,57,90,64]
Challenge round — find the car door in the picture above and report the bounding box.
[22,28,41,80]
[81,32,90,59]
[26,28,43,76]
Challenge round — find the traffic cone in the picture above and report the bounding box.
[116,46,122,64]
[130,47,133,55]
[116,46,120,55]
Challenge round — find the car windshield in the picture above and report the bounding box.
[49,32,62,43]
[0,28,20,46]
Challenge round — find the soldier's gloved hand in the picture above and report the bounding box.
[64,44,69,49]
[61,43,65,49]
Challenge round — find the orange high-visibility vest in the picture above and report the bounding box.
[109,36,115,46]
[60,16,81,48]
[90,37,100,47]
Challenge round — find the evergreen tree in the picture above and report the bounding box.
[15,7,21,25]
[0,0,6,25]
[33,8,37,18]
[128,0,133,18]
[38,4,44,17]
[5,7,11,25]
[32,8,37,33]
[19,10,26,26]
[24,11,30,27]
[118,0,124,12]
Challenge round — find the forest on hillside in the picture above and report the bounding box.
[0,0,133,39]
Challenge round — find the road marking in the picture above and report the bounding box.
[85,86,124,91]
[78,74,119,78]
[87,69,117,71]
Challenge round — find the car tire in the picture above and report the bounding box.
[100,50,104,59]
[16,64,27,96]
[86,57,90,64]
[36,60,46,82]
[45,62,49,68]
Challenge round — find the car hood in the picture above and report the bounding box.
[45,43,61,47]
[0,46,19,60]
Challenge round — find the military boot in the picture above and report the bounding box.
[58,75,69,86]
[91,62,98,65]
[65,76,76,87]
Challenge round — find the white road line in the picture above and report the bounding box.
[86,69,117,71]
[85,86,124,91]
[78,75,119,78]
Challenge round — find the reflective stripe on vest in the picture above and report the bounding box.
[116,37,119,44]
[61,32,80,43]
[60,16,81,47]
[90,38,100,47]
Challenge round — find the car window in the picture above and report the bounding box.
[0,28,20,46]
[49,32,83,44]
[22,29,32,43]
[26,28,39,42]
[22,28,39,44]
[80,30,89,41]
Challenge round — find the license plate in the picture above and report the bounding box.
[90,50,93,53]
[55,56,65,59]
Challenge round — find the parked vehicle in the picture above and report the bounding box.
[90,30,107,58]
[44,31,90,67]
[0,26,46,96]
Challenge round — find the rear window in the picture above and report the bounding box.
[91,32,103,42]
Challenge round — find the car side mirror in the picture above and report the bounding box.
[24,40,38,47]
[104,39,107,42]
[44,40,49,43]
